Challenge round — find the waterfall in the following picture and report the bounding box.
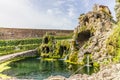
[64,54,69,60]
[87,55,90,74]
[59,54,69,60]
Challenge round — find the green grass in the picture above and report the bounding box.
[0,35,72,56]
[0,38,42,56]
[0,44,40,56]
[55,35,72,40]
[0,38,42,47]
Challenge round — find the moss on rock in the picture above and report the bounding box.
[69,51,78,63]
[38,33,70,59]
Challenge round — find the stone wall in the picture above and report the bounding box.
[0,28,73,40]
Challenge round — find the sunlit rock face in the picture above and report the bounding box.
[115,0,120,22]
[72,4,117,62]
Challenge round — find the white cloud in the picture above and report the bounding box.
[67,4,76,18]
[47,9,53,15]
[0,0,115,30]
[54,0,66,6]
[68,7,75,17]
[0,0,74,30]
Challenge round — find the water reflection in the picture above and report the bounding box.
[2,58,71,80]
[2,57,96,80]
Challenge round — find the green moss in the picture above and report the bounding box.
[38,33,71,59]
[42,33,54,44]
[93,62,100,73]
[116,0,120,2]
[41,58,56,61]
[69,51,78,63]
[82,41,91,49]
[0,57,27,79]
[113,48,120,63]
[106,23,120,56]
[0,61,11,73]
[55,40,70,58]
[79,26,87,32]
[93,62,99,67]
[41,53,49,58]
[106,45,115,55]
[65,60,79,64]
[104,22,120,63]
[0,62,11,78]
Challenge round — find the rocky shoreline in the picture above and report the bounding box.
[46,63,120,80]
[1,62,120,80]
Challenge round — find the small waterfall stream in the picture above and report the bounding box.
[87,55,90,74]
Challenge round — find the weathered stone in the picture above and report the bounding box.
[46,75,66,80]
[71,4,116,63]
[115,0,120,22]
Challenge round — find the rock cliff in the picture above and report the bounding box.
[70,4,118,63]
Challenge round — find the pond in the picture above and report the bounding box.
[1,57,94,80]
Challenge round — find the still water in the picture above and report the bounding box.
[2,58,82,80]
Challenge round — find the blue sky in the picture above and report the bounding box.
[0,0,115,30]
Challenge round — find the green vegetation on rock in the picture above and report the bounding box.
[38,33,71,59]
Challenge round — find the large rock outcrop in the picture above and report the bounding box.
[71,4,118,63]
[46,4,120,80]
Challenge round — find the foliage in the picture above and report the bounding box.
[106,23,120,56]
[116,0,120,2]
[0,44,39,56]
[112,22,120,62]
[0,38,42,47]
[55,40,70,58]
[0,38,42,56]
[38,33,71,59]
[0,34,71,56]
[103,22,120,63]
[69,51,78,62]
[55,34,73,40]
[0,61,11,79]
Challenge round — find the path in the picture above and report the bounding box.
[0,49,38,63]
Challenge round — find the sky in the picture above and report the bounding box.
[0,0,115,30]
